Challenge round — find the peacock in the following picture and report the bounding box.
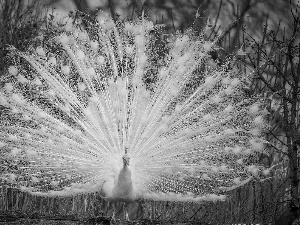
[100,148,136,220]
[0,14,269,217]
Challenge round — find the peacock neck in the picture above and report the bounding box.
[123,163,129,170]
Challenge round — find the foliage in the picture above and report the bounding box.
[0,0,47,72]
[212,2,300,223]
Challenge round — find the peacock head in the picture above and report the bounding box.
[122,147,130,166]
[122,154,130,167]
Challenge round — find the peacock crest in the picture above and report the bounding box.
[0,15,269,202]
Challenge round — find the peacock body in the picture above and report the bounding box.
[0,16,269,202]
[101,153,136,203]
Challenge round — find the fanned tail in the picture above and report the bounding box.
[0,16,269,201]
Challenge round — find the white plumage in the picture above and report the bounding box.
[100,152,136,220]
[101,152,135,201]
[0,16,269,206]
